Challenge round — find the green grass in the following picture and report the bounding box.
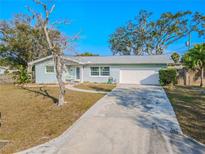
[0,85,104,153]
[165,86,205,144]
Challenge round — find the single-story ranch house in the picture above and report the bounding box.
[28,55,173,85]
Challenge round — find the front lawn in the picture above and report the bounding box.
[74,83,116,92]
[164,86,205,144]
[0,85,104,153]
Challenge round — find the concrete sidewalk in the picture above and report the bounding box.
[65,84,108,94]
[17,85,205,154]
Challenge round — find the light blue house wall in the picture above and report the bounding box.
[82,64,166,83]
[35,59,57,83]
[82,64,118,83]
[35,59,80,84]
[34,58,166,84]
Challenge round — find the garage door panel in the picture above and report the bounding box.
[120,69,159,85]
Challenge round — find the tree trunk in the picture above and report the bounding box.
[200,67,204,87]
[43,26,65,106]
[53,54,65,106]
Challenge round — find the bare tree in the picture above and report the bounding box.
[28,0,68,106]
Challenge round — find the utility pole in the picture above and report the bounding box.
[188,31,191,49]
[186,31,191,50]
[186,22,192,50]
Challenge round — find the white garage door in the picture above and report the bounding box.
[120,68,160,85]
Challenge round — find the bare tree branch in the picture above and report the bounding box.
[29,0,68,106]
[49,4,55,14]
[51,19,71,26]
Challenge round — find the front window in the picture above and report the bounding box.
[90,67,100,76]
[100,67,110,76]
[90,67,110,76]
[45,65,54,73]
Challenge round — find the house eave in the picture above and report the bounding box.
[83,62,172,65]
[28,55,83,66]
[28,55,174,66]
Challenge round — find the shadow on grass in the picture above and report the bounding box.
[21,87,58,104]
[88,85,112,92]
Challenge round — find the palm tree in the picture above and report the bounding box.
[171,52,180,64]
[183,44,205,87]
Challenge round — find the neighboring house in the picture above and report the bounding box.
[28,55,173,85]
[0,66,17,75]
[0,66,7,75]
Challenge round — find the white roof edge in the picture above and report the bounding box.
[28,55,82,66]
[83,62,172,65]
[28,55,53,66]
[63,57,84,65]
[28,55,173,66]
[0,66,8,69]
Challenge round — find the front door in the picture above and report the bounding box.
[66,66,75,80]
[76,67,80,80]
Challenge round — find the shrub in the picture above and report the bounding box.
[4,69,9,74]
[159,68,177,86]
[14,65,31,84]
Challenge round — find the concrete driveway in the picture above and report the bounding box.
[18,84,205,154]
